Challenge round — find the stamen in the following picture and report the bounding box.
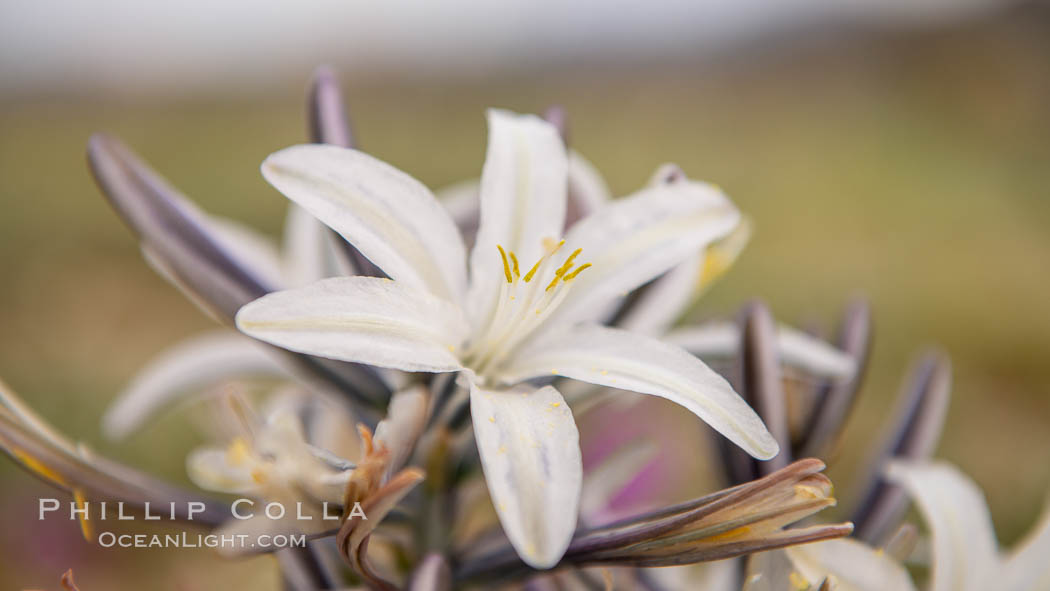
[563,263,592,281]
[509,252,520,279]
[497,245,512,283]
[523,259,542,283]
[557,248,582,276]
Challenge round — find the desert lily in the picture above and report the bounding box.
[236,108,779,567]
[886,460,1050,591]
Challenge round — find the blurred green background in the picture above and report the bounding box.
[1,10,1049,590]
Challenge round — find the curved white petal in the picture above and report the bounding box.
[785,539,918,591]
[885,460,1000,591]
[617,218,751,335]
[468,110,568,329]
[262,144,467,302]
[1003,501,1050,591]
[616,253,703,336]
[374,386,429,479]
[565,150,611,223]
[552,176,740,325]
[470,382,581,569]
[186,447,256,494]
[103,332,286,440]
[501,325,779,460]
[236,276,468,373]
[436,178,481,247]
[665,321,856,379]
[281,204,331,286]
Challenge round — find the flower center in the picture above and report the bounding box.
[465,240,591,377]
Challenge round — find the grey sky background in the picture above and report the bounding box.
[0,0,1008,95]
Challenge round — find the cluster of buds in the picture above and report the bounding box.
[2,66,1048,591]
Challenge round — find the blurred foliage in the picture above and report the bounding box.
[0,11,1048,590]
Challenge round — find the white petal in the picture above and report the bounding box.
[885,460,1000,591]
[374,386,429,478]
[552,176,740,325]
[102,332,286,440]
[785,539,918,591]
[185,447,256,494]
[236,276,468,373]
[281,204,332,285]
[617,218,751,335]
[436,178,481,247]
[467,110,568,329]
[1003,502,1050,591]
[438,150,606,251]
[615,253,703,336]
[666,321,856,379]
[262,144,467,302]
[502,325,779,460]
[565,150,611,223]
[470,382,581,569]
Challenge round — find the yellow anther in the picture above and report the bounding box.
[557,248,582,275]
[523,258,542,283]
[509,251,520,278]
[251,468,268,484]
[563,263,592,281]
[545,274,561,292]
[497,245,512,283]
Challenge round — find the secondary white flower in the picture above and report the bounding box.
[236,109,778,568]
[782,538,917,591]
[887,460,1050,591]
[189,387,427,550]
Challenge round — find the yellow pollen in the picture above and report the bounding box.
[509,252,520,278]
[563,263,592,281]
[523,259,542,283]
[251,468,268,484]
[559,248,582,273]
[497,245,512,283]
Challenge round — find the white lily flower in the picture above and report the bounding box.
[236,109,778,568]
[886,460,1050,591]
